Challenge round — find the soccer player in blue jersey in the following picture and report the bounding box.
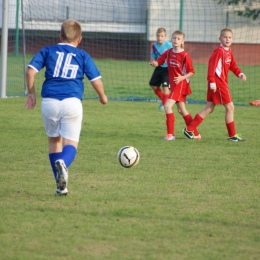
[149,28,172,110]
[25,19,108,196]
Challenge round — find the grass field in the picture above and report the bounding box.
[0,97,259,260]
[6,55,260,105]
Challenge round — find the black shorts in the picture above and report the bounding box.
[149,67,169,87]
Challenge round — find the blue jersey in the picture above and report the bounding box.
[28,43,101,100]
[151,41,172,68]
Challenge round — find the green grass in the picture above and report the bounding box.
[6,55,260,105]
[0,97,259,260]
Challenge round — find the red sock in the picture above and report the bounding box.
[226,121,236,137]
[154,88,163,100]
[187,114,203,132]
[183,114,192,126]
[183,114,200,136]
[162,93,169,105]
[166,113,175,135]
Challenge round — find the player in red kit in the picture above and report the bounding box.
[150,30,200,140]
[183,28,247,141]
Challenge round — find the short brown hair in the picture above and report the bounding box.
[60,19,82,43]
[172,30,185,39]
[220,28,233,36]
[156,28,166,35]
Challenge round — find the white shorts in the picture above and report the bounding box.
[41,98,83,142]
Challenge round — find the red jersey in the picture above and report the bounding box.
[157,48,195,96]
[207,45,242,89]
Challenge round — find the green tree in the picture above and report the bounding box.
[215,0,260,20]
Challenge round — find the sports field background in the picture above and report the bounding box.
[1,1,260,258]
[2,0,260,104]
[0,98,259,259]
[6,54,260,105]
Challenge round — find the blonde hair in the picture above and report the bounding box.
[60,19,82,43]
[172,30,185,49]
[156,28,166,35]
[220,28,233,36]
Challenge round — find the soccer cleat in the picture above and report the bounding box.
[55,159,69,191]
[164,134,175,140]
[249,100,260,106]
[55,187,68,196]
[158,103,165,111]
[183,128,194,139]
[228,134,246,142]
[194,134,201,140]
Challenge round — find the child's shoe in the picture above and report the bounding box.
[164,134,175,140]
[228,134,246,142]
[183,128,194,139]
[55,187,68,196]
[158,103,165,111]
[194,134,201,140]
[55,159,69,191]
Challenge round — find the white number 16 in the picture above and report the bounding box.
[53,52,79,78]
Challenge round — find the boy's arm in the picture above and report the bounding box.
[91,78,108,104]
[25,67,37,110]
[238,73,246,81]
[149,51,167,67]
[207,49,222,92]
[173,72,194,85]
[230,53,246,81]
[149,60,159,67]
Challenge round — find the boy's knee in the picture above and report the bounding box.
[226,103,235,112]
[210,107,215,113]
[177,108,183,115]
[164,104,171,113]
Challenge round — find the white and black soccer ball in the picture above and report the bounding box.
[117,146,140,168]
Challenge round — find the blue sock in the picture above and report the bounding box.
[49,152,62,181]
[62,145,77,168]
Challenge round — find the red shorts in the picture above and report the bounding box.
[206,85,232,104]
[168,91,187,102]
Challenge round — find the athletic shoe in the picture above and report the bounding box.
[194,134,201,140]
[55,159,69,191]
[164,134,175,140]
[249,100,260,106]
[228,134,246,142]
[183,128,194,139]
[158,103,165,111]
[55,187,68,196]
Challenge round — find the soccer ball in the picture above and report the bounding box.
[117,146,140,168]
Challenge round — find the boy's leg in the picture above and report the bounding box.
[224,102,235,137]
[62,143,77,168]
[188,102,215,131]
[49,152,62,181]
[224,102,245,141]
[183,114,201,139]
[48,136,69,195]
[48,136,63,180]
[151,86,163,100]
[161,68,170,106]
[176,102,200,138]
[183,102,215,139]
[164,99,176,139]
[162,86,170,106]
[149,68,163,106]
[53,143,77,195]
[151,85,164,110]
[165,113,175,136]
